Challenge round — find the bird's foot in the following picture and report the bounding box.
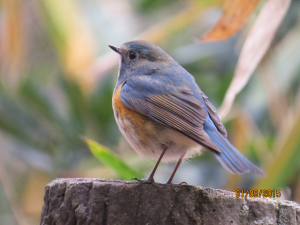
[131,177,155,184]
[165,180,188,185]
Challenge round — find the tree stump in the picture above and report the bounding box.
[40,178,300,225]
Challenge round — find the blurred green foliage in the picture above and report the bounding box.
[86,138,143,180]
[0,0,300,224]
[134,0,179,13]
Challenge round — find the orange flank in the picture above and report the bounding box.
[113,86,158,141]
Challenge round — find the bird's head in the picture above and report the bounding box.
[109,40,173,69]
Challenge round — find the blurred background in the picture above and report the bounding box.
[0,0,300,224]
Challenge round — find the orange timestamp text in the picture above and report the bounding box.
[236,189,281,198]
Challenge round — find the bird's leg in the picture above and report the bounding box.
[166,152,186,184]
[145,146,168,183]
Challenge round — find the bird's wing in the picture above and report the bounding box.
[120,77,221,153]
[200,91,227,137]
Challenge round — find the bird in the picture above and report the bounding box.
[109,40,266,184]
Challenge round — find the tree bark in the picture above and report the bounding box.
[40,178,300,225]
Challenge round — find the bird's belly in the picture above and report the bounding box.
[114,108,201,162]
[113,86,201,162]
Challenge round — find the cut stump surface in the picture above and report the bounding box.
[40,178,300,225]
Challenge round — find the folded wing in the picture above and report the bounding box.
[120,81,221,153]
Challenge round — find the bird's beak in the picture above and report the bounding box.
[108,45,121,54]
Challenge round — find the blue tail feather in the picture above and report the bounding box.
[204,127,266,176]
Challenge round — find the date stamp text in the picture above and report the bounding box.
[236,189,281,198]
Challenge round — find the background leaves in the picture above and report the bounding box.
[0,0,299,224]
[201,0,261,41]
[85,138,143,180]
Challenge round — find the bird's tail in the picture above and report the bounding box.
[205,129,266,176]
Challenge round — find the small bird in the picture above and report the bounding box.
[109,40,266,184]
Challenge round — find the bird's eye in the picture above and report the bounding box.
[129,51,137,60]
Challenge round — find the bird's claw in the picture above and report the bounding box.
[131,177,155,184]
[131,177,140,182]
[179,181,188,185]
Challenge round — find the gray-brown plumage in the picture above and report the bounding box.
[110,40,266,183]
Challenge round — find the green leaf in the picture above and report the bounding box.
[253,108,300,190]
[61,77,85,134]
[85,138,143,180]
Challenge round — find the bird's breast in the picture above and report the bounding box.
[112,85,201,162]
[113,85,158,145]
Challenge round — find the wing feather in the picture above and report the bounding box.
[132,93,221,153]
[201,91,227,137]
[120,78,225,153]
